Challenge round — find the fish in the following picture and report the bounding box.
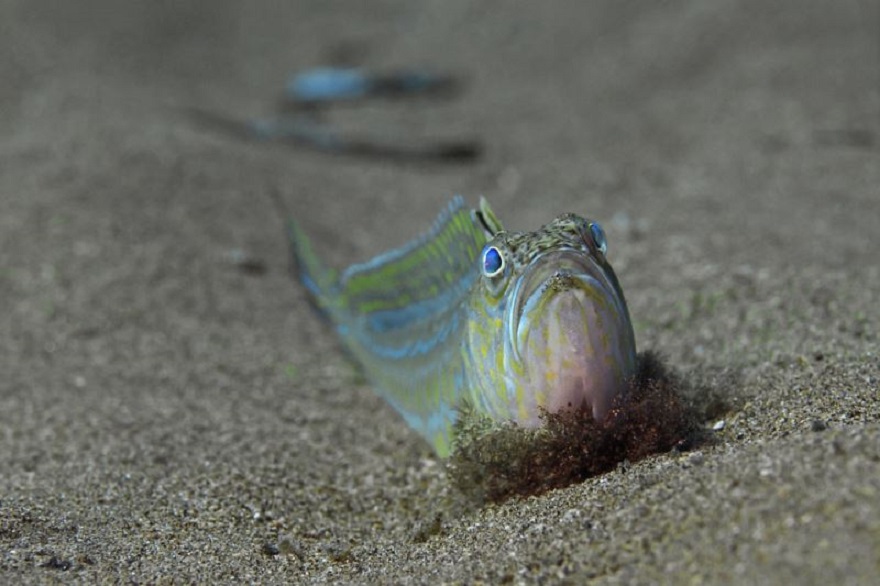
[286,196,637,456]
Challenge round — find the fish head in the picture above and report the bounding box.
[466,212,636,427]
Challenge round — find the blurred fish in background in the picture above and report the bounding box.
[188,66,481,163]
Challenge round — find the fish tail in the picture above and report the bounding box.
[286,221,343,314]
[270,190,342,320]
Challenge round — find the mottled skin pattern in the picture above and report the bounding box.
[287,197,636,456]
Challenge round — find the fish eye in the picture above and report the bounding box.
[482,246,504,277]
[590,222,608,255]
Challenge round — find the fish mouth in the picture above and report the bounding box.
[505,250,635,425]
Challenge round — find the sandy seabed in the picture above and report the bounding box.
[1,1,878,584]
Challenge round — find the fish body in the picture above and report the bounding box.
[288,196,636,456]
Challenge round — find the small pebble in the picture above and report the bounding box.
[712,420,726,431]
[810,419,827,432]
[278,536,305,560]
[40,556,72,571]
[561,508,582,523]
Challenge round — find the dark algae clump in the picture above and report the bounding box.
[448,351,735,503]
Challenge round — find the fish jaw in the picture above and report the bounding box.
[508,259,636,426]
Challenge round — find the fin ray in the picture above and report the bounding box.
[340,195,488,328]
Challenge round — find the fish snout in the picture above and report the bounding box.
[544,269,580,293]
[512,264,636,426]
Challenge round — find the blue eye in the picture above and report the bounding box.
[482,246,504,277]
[590,222,607,255]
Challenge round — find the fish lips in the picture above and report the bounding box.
[506,250,636,424]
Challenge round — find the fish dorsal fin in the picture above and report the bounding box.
[338,196,489,331]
